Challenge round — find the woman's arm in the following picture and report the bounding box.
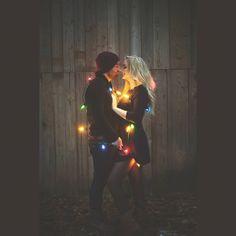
[113,107,127,120]
[112,87,148,123]
[111,93,127,120]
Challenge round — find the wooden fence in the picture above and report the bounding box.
[40,0,197,195]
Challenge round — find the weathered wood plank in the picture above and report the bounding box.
[96,0,108,54]
[74,0,86,72]
[75,72,90,193]
[40,73,56,193]
[141,0,153,69]
[190,0,197,69]
[151,70,168,177]
[85,0,97,72]
[51,0,63,72]
[153,0,170,69]
[40,0,52,72]
[188,69,197,166]
[169,0,191,68]
[118,0,130,60]
[142,70,155,182]
[62,0,75,72]
[39,74,43,188]
[107,0,122,93]
[107,0,119,54]
[85,72,95,190]
[64,72,78,194]
[53,72,66,194]
[167,70,188,172]
[130,0,141,56]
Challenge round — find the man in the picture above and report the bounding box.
[84,51,123,231]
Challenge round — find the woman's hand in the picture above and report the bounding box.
[111,93,118,109]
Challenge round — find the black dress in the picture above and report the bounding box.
[116,85,151,165]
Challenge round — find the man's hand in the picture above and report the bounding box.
[112,137,123,150]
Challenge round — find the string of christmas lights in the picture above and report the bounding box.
[76,76,147,167]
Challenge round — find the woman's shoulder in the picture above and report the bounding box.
[133,84,148,96]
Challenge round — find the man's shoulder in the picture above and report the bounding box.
[85,77,107,96]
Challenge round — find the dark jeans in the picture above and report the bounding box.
[89,143,116,212]
[107,158,145,214]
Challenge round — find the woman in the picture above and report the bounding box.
[107,55,156,234]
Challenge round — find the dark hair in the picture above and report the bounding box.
[95,51,119,75]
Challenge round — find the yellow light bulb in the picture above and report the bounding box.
[126,126,131,133]
[126,124,134,133]
[136,163,140,167]
[78,126,85,132]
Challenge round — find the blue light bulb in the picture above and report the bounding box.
[145,106,151,112]
[108,87,112,92]
[100,144,106,151]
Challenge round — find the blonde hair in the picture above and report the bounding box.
[122,56,156,114]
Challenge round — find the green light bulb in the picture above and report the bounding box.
[80,104,86,110]
[130,124,135,129]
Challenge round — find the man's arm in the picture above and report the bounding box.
[90,83,120,143]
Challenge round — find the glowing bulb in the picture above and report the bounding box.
[116,90,122,96]
[123,147,130,155]
[78,126,85,133]
[126,124,134,133]
[136,163,140,167]
[123,94,130,99]
[80,104,86,110]
[126,126,131,133]
[108,87,112,92]
[100,144,107,151]
[128,158,136,170]
[87,76,95,82]
[145,106,151,113]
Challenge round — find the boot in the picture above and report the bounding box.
[89,209,114,232]
[120,209,142,235]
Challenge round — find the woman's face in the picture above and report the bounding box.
[121,60,131,81]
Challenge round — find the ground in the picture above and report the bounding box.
[40,191,197,236]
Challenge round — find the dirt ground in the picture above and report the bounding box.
[40,191,197,236]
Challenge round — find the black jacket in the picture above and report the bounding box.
[118,85,151,165]
[85,74,121,143]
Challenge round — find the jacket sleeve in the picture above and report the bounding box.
[89,83,119,142]
[126,88,148,124]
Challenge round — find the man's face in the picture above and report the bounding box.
[106,63,121,80]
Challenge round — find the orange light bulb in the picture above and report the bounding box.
[128,158,136,170]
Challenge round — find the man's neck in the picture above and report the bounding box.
[104,73,112,82]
